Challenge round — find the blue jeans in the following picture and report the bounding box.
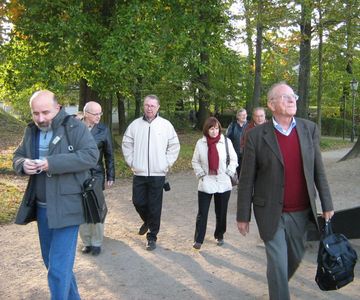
[37,206,81,300]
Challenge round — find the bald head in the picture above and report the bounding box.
[30,90,60,131]
[83,101,103,127]
[84,101,102,113]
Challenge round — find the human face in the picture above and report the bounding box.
[208,125,220,138]
[237,111,247,124]
[253,110,266,125]
[268,85,297,118]
[84,104,102,126]
[31,92,60,131]
[144,97,160,121]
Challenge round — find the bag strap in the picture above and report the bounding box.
[324,220,333,236]
[224,134,230,167]
[62,115,75,153]
[61,115,84,188]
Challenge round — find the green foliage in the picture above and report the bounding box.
[0,0,359,125]
[321,117,355,137]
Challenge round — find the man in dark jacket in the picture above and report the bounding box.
[79,101,115,256]
[237,82,334,300]
[226,108,247,176]
[13,90,99,300]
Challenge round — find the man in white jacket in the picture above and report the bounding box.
[122,95,180,250]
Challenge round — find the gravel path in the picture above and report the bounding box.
[0,148,359,300]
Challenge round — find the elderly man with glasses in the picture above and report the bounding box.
[79,101,115,256]
[122,95,180,251]
[237,82,334,300]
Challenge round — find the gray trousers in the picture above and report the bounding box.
[264,209,309,300]
[79,223,104,247]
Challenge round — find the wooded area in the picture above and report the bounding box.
[0,0,359,139]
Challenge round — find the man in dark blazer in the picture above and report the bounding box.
[237,82,334,300]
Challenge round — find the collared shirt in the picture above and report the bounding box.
[272,117,296,136]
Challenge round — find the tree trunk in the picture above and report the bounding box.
[196,51,210,130]
[116,92,126,134]
[340,0,358,161]
[133,76,143,119]
[316,1,323,134]
[339,137,360,161]
[244,0,254,112]
[252,0,263,111]
[297,2,312,119]
[79,78,111,127]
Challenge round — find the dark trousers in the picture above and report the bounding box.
[194,190,231,244]
[132,175,165,241]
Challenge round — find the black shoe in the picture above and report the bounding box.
[146,240,156,251]
[91,246,101,256]
[81,246,92,254]
[138,223,148,235]
[216,239,224,246]
[193,242,202,250]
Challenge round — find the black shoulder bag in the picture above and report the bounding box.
[62,116,107,224]
[315,219,357,290]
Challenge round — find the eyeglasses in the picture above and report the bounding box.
[86,111,103,116]
[144,104,158,109]
[273,94,299,102]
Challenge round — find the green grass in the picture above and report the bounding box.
[0,179,23,224]
[320,137,353,151]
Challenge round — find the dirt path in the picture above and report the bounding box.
[1,148,359,300]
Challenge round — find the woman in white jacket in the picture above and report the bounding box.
[192,117,238,249]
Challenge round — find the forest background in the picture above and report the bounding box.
[0,0,359,222]
[0,0,359,135]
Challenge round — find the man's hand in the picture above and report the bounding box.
[322,210,334,222]
[107,180,114,187]
[23,159,48,175]
[237,221,250,236]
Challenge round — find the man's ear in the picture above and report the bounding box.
[267,101,275,112]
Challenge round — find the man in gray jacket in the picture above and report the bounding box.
[122,94,180,251]
[13,90,99,300]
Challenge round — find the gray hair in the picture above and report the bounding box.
[144,94,160,106]
[267,81,289,102]
[237,108,246,115]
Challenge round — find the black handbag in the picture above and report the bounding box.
[81,175,107,224]
[315,220,357,291]
[224,135,239,186]
[15,176,37,225]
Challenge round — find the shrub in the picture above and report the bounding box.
[321,117,355,137]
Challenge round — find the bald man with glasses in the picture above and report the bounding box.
[79,101,115,256]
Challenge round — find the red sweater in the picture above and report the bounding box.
[275,128,310,212]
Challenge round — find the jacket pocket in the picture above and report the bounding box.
[60,184,82,195]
